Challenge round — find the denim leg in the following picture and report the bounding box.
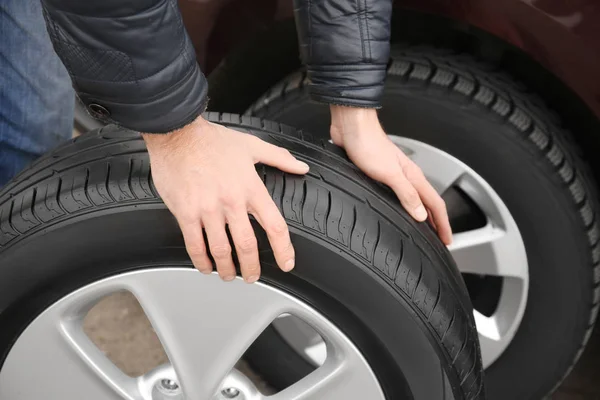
[0,0,74,187]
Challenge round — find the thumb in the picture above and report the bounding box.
[253,140,310,175]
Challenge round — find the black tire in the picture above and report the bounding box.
[0,113,484,399]
[246,46,600,400]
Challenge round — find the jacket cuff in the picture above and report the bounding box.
[81,65,208,134]
[307,64,387,108]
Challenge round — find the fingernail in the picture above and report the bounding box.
[284,259,295,272]
[246,275,259,283]
[299,161,310,171]
[223,275,235,282]
[415,205,428,221]
[200,268,212,275]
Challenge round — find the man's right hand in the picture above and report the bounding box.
[142,116,309,283]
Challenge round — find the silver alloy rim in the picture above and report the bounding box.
[0,268,385,400]
[274,137,529,370]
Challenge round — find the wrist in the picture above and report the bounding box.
[142,115,209,149]
[330,105,378,124]
[329,105,380,145]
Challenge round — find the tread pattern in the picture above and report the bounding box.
[249,46,600,399]
[0,114,483,399]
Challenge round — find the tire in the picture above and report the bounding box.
[0,113,484,399]
[245,47,600,400]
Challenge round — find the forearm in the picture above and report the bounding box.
[41,0,207,133]
[293,0,393,108]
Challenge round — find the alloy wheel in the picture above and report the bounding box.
[0,268,385,400]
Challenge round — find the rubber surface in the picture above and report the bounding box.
[246,46,600,400]
[0,114,484,399]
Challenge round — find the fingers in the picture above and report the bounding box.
[179,220,213,274]
[227,209,261,283]
[203,213,237,281]
[251,139,310,175]
[399,156,453,245]
[387,167,429,222]
[409,171,453,245]
[249,182,295,273]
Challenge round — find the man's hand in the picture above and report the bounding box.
[142,116,309,282]
[330,105,452,245]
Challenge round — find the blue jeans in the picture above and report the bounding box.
[0,0,74,187]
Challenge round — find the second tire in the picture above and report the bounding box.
[245,46,600,400]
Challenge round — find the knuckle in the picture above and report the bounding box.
[279,148,292,158]
[220,193,244,209]
[403,162,424,181]
[211,244,232,259]
[177,212,200,226]
[199,202,220,215]
[402,190,421,207]
[268,220,288,237]
[237,235,258,254]
[428,194,446,211]
[278,240,294,257]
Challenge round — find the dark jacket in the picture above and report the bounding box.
[41,0,392,133]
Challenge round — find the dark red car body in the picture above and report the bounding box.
[405,0,600,118]
[178,0,600,124]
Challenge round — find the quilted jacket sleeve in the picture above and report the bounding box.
[293,0,393,108]
[41,0,207,133]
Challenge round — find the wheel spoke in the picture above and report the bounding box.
[390,136,466,194]
[448,224,527,280]
[476,316,514,368]
[475,311,514,365]
[123,271,296,400]
[273,315,327,366]
[473,310,502,341]
[473,277,528,367]
[270,337,384,400]
[0,302,134,399]
[477,333,505,368]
